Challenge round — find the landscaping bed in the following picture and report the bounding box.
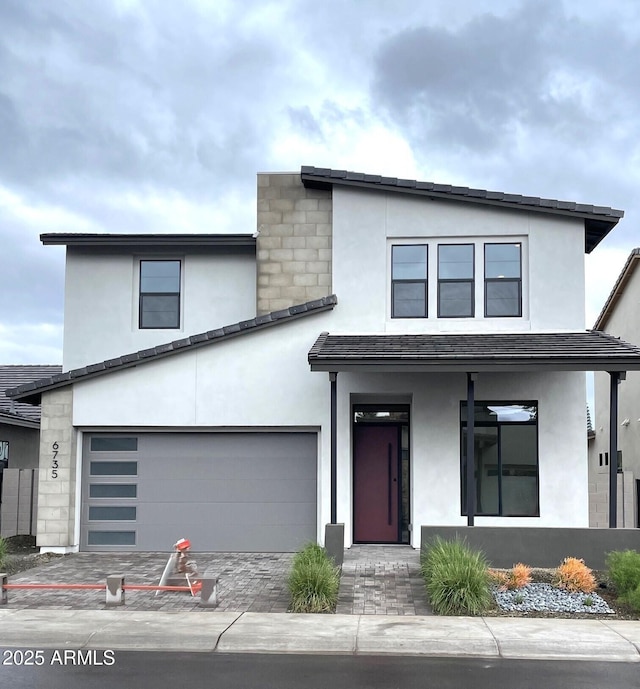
[421,537,640,620]
[488,568,639,621]
[0,535,65,577]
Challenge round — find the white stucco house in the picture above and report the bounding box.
[590,248,640,528]
[7,166,640,554]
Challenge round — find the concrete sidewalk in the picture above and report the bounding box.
[1,609,639,662]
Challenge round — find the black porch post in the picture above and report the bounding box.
[466,372,477,526]
[330,372,338,524]
[609,371,621,528]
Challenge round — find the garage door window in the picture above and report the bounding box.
[90,437,137,452]
[90,461,137,476]
[89,506,136,521]
[89,484,137,498]
[88,531,136,546]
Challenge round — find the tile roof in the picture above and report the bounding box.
[7,296,338,404]
[308,331,640,372]
[300,166,624,253]
[0,365,62,424]
[593,248,640,330]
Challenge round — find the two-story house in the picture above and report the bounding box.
[8,166,640,554]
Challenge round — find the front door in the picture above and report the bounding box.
[353,424,400,542]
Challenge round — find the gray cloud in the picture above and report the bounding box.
[372,2,640,157]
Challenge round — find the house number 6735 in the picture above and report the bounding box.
[51,441,59,479]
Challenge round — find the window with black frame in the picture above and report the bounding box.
[139,260,181,329]
[461,402,538,517]
[438,244,474,317]
[391,245,428,318]
[484,243,522,317]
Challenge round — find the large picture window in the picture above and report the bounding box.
[438,244,474,317]
[139,260,181,329]
[391,245,427,318]
[484,243,522,317]
[461,402,538,517]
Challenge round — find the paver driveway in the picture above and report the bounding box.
[3,546,431,614]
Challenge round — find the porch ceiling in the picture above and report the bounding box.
[308,330,640,373]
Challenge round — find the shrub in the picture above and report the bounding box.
[488,563,531,591]
[0,537,6,568]
[288,542,340,613]
[488,569,509,590]
[553,557,596,593]
[625,585,640,613]
[606,550,640,597]
[606,549,640,612]
[420,537,492,615]
[507,563,532,589]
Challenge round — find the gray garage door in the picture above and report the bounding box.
[81,432,317,552]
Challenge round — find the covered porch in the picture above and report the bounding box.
[308,330,640,549]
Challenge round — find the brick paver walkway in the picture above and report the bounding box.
[3,546,431,614]
[336,545,432,615]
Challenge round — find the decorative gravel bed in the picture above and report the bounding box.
[493,583,614,614]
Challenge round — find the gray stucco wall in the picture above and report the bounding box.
[0,423,40,470]
[421,525,640,570]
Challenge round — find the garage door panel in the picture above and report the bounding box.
[82,432,317,552]
[133,524,314,553]
[139,501,316,526]
[138,478,317,503]
[139,456,315,481]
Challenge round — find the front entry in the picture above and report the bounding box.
[352,405,410,544]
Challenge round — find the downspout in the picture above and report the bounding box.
[330,372,337,524]
[609,371,624,528]
[466,373,477,526]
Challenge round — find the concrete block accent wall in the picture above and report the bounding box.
[588,472,634,528]
[256,173,332,314]
[36,389,77,549]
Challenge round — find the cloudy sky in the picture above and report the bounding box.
[1,0,639,367]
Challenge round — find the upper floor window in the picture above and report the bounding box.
[139,260,181,329]
[484,244,521,317]
[391,245,427,318]
[438,244,474,318]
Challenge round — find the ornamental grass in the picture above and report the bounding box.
[420,537,492,616]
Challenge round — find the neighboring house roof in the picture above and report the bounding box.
[301,166,623,253]
[308,331,640,373]
[0,365,62,426]
[593,248,640,330]
[7,296,338,405]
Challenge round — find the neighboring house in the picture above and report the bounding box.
[0,365,61,536]
[590,248,640,528]
[7,167,640,554]
[0,365,62,472]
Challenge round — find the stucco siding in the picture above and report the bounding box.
[330,187,585,333]
[63,249,256,371]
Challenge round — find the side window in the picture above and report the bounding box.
[484,244,522,317]
[391,245,427,318]
[139,260,181,329]
[438,244,474,318]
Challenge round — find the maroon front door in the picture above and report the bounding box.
[353,425,400,542]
